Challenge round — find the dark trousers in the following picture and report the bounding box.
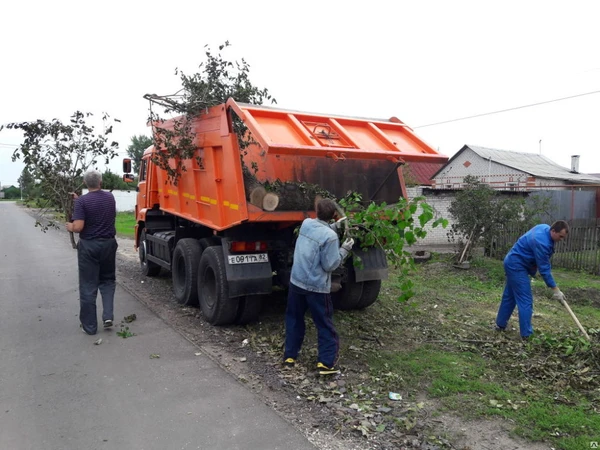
[78,238,118,334]
[284,283,339,367]
[496,263,534,338]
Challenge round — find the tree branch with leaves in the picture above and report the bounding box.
[339,193,448,302]
[144,41,276,185]
[2,111,120,248]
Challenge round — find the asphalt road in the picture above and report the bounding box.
[0,202,315,450]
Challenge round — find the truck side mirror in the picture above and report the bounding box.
[123,158,132,174]
[122,174,135,183]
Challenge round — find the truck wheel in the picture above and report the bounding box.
[235,295,263,325]
[172,239,202,306]
[356,280,382,309]
[198,246,239,325]
[199,237,220,250]
[332,281,363,310]
[139,231,161,277]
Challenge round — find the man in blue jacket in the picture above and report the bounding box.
[495,221,569,339]
[283,199,354,375]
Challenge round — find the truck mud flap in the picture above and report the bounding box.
[221,246,272,298]
[353,247,388,282]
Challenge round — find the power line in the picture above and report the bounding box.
[1,144,129,156]
[414,89,600,128]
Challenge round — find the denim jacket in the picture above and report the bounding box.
[290,218,344,293]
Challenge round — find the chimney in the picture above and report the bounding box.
[570,155,580,173]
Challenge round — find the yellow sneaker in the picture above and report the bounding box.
[283,357,296,368]
[317,362,340,375]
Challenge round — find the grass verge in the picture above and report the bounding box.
[365,254,600,449]
[115,211,135,237]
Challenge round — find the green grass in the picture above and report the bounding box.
[115,212,136,237]
[367,342,600,449]
[364,257,600,450]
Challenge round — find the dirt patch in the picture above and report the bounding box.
[432,412,550,450]
[113,236,557,450]
[562,287,600,307]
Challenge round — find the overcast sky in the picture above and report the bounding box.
[1,0,599,186]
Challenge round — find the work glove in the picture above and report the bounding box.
[341,237,354,251]
[551,289,566,302]
[339,237,355,260]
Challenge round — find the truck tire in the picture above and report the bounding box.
[172,238,202,306]
[332,281,363,310]
[235,295,263,325]
[198,246,239,325]
[139,231,161,277]
[356,280,382,309]
[332,258,363,310]
[199,237,220,250]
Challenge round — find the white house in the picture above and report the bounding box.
[431,145,600,190]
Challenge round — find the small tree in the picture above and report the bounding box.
[18,167,36,199]
[2,111,120,248]
[448,176,550,259]
[126,135,152,174]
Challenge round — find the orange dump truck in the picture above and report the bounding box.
[123,98,447,325]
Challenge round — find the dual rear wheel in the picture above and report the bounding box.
[332,279,382,310]
[331,260,382,310]
[170,238,262,325]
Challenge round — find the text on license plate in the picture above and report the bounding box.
[227,253,269,264]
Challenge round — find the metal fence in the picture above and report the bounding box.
[489,219,600,274]
[531,190,597,223]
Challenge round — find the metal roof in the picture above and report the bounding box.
[467,145,600,184]
[405,162,445,185]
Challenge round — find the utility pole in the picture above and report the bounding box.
[539,139,542,155]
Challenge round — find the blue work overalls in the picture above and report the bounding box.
[496,224,556,338]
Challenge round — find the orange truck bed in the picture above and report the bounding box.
[145,99,447,231]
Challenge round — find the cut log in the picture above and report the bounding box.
[242,164,336,212]
[249,186,267,208]
[262,193,280,211]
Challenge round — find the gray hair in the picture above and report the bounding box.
[83,170,102,189]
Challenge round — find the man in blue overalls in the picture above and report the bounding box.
[495,221,569,339]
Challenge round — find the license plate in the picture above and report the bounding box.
[227,253,269,264]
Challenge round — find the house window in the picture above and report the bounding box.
[505,182,518,191]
